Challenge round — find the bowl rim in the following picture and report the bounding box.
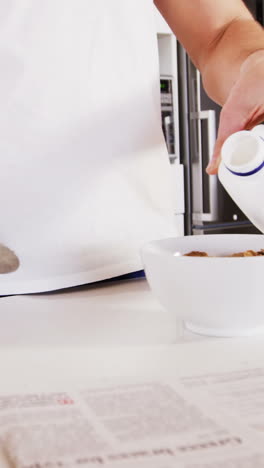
[141,234,264,260]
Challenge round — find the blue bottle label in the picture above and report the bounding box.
[226,160,264,176]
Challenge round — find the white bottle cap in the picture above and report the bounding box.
[221,130,264,176]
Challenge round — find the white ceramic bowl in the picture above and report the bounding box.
[141,234,264,337]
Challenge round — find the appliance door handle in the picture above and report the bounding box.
[191,109,218,222]
[164,115,173,155]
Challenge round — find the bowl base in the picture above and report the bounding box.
[184,321,264,338]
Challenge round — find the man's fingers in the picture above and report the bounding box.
[206,51,264,175]
[0,244,20,274]
[206,100,249,175]
[206,137,224,174]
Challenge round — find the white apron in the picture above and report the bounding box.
[0,0,178,294]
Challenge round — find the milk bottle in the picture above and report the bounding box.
[218,125,264,233]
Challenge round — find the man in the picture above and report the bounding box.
[1,0,264,294]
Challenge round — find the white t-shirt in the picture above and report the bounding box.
[0,0,178,295]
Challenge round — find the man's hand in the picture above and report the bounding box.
[0,244,19,274]
[206,50,264,174]
[154,0,264,175]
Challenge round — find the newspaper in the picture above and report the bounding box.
[1,367,264,468]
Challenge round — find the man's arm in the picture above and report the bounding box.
[154,0,264,173]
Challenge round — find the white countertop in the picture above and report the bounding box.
[0,278,205,349]
[1,278,264,468]
[0,277,264,416]
[0,276,217,400]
